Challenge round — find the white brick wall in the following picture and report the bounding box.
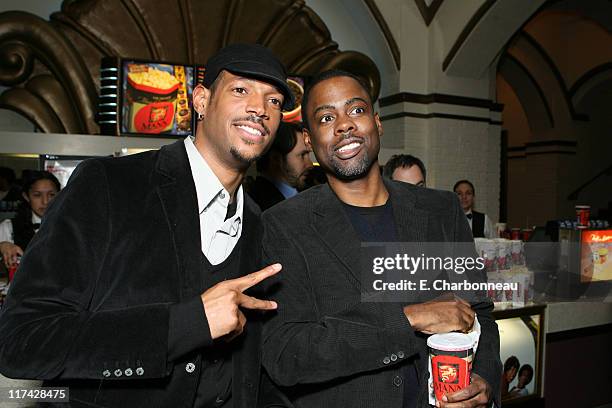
[379,115,501,224]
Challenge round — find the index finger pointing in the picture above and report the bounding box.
[231,263,282,292]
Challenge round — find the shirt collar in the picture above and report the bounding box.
[271,178,298,199]
[184,137,243,216]
[31,212,41,224]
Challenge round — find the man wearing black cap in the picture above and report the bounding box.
[0,44,293,407]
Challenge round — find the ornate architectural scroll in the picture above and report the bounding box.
[0,0,380,134]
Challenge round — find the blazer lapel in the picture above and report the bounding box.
[311,184,363,289]
[385,179,429,242]
[154,140,202,299]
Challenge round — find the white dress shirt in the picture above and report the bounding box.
[184,137,243,265]
[0,212,42,244]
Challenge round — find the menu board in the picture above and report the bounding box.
[581,229,612,283]
[283,76,305,123]
[98,58,198,138]
[121,61,194,136]
[98,57,305,135]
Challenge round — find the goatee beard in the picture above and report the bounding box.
[230,145,261,165]
[330,150,372,180]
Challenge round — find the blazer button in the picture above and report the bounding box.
[185,362,196,373]
[390,353,398,362]
[383,356,391,365]
[393,375,403,387]
[136,367,144,376]
[102,370,111,378]
[398,351,405,359]
[113,369,122,377]
[125,368,133,376]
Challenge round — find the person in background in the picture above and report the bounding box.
[383,154,426,187]
[248,121,313,210]
[299,164,327,190]
[0,171,60,268]
[509,364,534,397]
[501,356,520,398]
[0,167,22,205]
[453,179,495,238]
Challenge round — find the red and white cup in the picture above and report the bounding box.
[428,333,474,403]
[521,228,533,242]
[575,205,590,228]
[510,228,521,240]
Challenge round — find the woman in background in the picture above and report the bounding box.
[0,171,61,269]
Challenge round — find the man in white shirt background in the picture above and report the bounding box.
[454,179,495,238]
[382,154,427,187]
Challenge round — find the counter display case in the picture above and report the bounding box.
[493,304,546,407]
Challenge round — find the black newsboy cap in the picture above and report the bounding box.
[203,43,295,111]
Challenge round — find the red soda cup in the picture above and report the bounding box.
[7,256,21,282]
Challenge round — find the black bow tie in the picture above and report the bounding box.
[32,223,41,229]
[465,213,472,220]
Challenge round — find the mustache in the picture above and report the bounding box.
[232,115,270,135]
[333,131,364,149]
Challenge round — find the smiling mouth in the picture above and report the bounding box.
[235,124,264,137]
[337,142,361,153]
[334,139,364,159]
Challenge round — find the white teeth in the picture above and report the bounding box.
[237,125,262,136]
[338,142,361,152]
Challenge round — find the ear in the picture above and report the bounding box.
[22,191,30,203]
[192,84,211,117]
[303,128,312,150]
[374,112,383,138]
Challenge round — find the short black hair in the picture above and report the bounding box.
[0,166,16,184]
[504,356,520,373]
[383,154,426,181]
[256,121,304,172]
[518,364,534,383]
[453,179,475,195]
[301,69,371,131]
[22,170,61,194]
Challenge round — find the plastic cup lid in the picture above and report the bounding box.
[575,205,590,209]
[427,333,474,351]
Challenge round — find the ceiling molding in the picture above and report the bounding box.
[520,32,589,121]
[363,0,401,70]
[499,54,555,130]
[414,0,444,26]
[442,0,496,72]
[379,91,503,111]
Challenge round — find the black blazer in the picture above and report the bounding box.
[0,141,266,408]
[248,176,286,211]
[261,180,502,408]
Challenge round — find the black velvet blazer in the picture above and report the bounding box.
[0,140,266,408]
[247,176,286,212]
[261,180,502,408]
